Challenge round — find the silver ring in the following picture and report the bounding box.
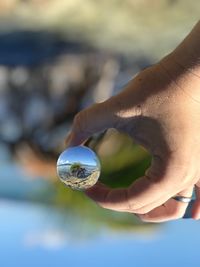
[172,196,192,203]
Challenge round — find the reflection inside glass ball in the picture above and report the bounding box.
[57,146,101,190]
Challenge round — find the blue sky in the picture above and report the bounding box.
[0,200,199,267]
[0,145,199,267]
[57,146,100,167]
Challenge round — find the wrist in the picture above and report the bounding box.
[170,21,200,76]
[157,21,200,103]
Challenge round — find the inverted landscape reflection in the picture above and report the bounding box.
[57,146,100,190]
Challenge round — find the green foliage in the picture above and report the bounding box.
[70,162,81,171]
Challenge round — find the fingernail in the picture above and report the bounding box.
[65,132,72,147]
[65,132,87,147]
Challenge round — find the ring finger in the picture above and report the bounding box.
[136,186,194,223]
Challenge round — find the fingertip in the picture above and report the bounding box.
[84,182,109,201]
[191,213,200,220]
[84,182,104,195]
[84,184,99,194]
[193,216,200,220]
[65,132,86,147]
[191,202,200,220]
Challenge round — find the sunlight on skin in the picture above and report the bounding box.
[67,21,200,223]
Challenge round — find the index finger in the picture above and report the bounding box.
[85,173,180,214]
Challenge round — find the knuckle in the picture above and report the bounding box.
[126,189,135,210]
[131,205,152,214]
[171,160,197,187]
[180,170,193,187]
[126,188,150,213]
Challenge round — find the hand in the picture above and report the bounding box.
[66,21,200,222]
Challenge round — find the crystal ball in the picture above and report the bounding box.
[57,146,101,190]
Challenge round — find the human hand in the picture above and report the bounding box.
[66,21,200,222]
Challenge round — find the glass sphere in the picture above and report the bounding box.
[57,146,101,190]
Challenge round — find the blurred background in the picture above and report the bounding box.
[0,1,200,266]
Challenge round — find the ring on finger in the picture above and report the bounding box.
[171,195,192,203]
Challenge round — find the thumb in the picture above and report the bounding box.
[66,75,145,147]
[66,99,118,146]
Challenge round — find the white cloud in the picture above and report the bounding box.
[24,229,68,250]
